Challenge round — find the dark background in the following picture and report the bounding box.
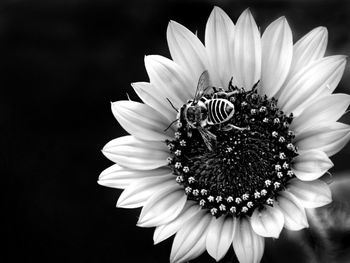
[3,0,350,262]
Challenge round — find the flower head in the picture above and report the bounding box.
[99,7,350,263]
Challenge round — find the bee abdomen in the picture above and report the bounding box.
[206,99,235,124]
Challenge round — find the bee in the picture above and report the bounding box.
[172,70,246,151]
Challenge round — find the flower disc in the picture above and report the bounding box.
[167,86,298,217]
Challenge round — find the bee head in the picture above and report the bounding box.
[185,101,208,127]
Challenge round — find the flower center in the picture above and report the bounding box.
[166,86,298,218]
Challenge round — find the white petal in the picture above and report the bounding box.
[232,9,261,90]
[292,150,333,181]
[112,100,173,141]
[132,82,176,123]
[250,205,284,238]
[144,55,194,108]
[318,59,347,97]
[170,210,211,263]
[287,27,328,79]
[279,55,347,114]
[117,174,174,208]
[288,178,332,208]
[261,17,293,98]
[206,216,235,262]
[296,122,350,157]
[291,93,350,133]
[278,191,309,230]
[98,164,171,189]
[205,6,235,87]
[232,217,265,263]
[137,184,187,227]
[167,20,208,86]
[102,135,168,170]
[153,201,201,244]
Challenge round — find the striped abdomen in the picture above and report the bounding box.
[205,98,235,125]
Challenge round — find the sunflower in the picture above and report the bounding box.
[99,7,350,263]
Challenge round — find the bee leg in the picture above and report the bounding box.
[214,89,240,99]
[212,87,219,93]
[214,92,226,98]
[225,90,240,97]
[222,124,247,131]
[217,87,225,92]
[213,90,231,99]
[220,124,231,131]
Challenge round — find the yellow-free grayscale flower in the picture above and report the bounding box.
[98,7,350,263]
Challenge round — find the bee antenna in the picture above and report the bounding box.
[166,98,179,112]
[164,119,178,132]
[126,92,131,101]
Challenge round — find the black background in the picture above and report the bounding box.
[3,0,350,262]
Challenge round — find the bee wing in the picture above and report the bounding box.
[193,70,211,104]
[198,127,217,151]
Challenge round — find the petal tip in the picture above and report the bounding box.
[168,20,181,29]
[136,214,148,227]
[110,101,117,109]
[98,169,108,180]
[240,8,253,19]
[337,54,348,61]
[153,236,161,245]
[277,16,290,27]
[251,205,284,238]
[328,159,334,170]
[116,197,125,208]
[97,179,104,186]
[212,6,224,15]
[144,55,149,63]
[101,147,108,153]
[319,26,328,33]
[325,195,333,205]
